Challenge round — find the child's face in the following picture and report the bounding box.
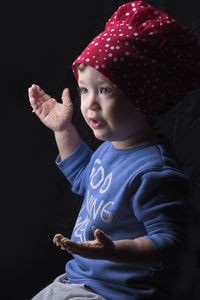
[78,65,148,149]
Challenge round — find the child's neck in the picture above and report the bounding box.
[112,128,156,150]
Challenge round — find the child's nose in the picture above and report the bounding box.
[87,94,100,110]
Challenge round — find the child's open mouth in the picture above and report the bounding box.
[89,118,105,129]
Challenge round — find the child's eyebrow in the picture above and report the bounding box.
[96,79,110,85]
[78,79,109,85]
[78,80,85,85]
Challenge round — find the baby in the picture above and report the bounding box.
[29,1,200,299]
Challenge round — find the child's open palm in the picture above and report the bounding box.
[53,229,116,260]
[28,84,73,132]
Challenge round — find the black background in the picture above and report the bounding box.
[1,1,200,299]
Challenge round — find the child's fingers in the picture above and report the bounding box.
[28,84,37,104]
[28,84,53,114]
[28,84,50,102]
[61,88,73,107]
[28,84,42,93]
[61,87,69,100]
[53,234,74,252]
[94,229,116,258]
[61,241,91,256]
[94,229,111,246]
[52,236,76,254]
[61,239,91,255]
[61,238,78,249]
[53,233,65,245]
[28,84,40,97]
[28,85,40,107]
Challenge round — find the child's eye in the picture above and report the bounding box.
[77,87,88,95]
[100,87,110,94]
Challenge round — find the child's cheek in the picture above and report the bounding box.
[80,103,88,122]
[80,101,85,114]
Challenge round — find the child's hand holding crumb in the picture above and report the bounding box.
[28,84,81,159]
[28,84,73,132]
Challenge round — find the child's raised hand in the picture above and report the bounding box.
[53,229,116,260]
[28,84,73,132]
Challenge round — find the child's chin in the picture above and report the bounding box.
[93,132,108,141]
[94,135,106,141]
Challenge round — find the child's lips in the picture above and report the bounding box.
[89,118,105,129]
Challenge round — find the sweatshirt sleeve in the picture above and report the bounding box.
[55,140,93,196]
[130,168,193,269]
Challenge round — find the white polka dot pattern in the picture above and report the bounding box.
[72,1,200,123]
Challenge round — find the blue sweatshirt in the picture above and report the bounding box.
[56,140,192,299]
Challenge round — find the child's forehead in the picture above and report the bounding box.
[78,65,114,86]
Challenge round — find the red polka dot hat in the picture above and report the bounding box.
[72,1,200,123]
